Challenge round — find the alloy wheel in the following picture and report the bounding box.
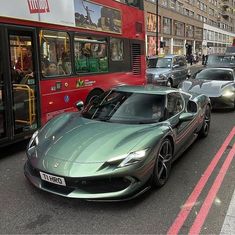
[203,105,211,135]
[199,105,211,137]
[153,139,173,187]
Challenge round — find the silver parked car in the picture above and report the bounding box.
[146,55,190,87]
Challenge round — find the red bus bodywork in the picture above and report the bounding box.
[0,0,146,127]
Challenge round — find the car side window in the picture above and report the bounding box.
[167,93,184,118]
[178,57,186,67]
[172,57,178,66]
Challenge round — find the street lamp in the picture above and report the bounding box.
[156,0,158,55]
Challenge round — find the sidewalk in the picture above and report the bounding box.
[220,188,235,234]
[188,62,203,68]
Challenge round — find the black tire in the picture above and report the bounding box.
[152,138,173,188]
[233,96,235,111]
[199,104,211,138]
[85,89,103,105]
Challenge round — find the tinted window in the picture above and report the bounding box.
[167,93,184,118]
[82,91,166,124]
[195,69,234,81]
[207,54,235,67]
[147,57,158,68]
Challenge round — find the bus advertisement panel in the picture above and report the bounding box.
[0,0,146,147]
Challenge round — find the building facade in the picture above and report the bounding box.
[144,0,235,56]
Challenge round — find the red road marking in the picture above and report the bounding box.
[189,142,235,234]
[167,127,235,235]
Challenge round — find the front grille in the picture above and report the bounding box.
[42,177,131,195]
[42,181,74,195]
[67,178,131,194]
[27,161,131,194]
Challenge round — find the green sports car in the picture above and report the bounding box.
[24,86,211,201]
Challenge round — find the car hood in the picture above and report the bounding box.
[180,79,234,97]
[34,113,163,165]
[146,68,171,76]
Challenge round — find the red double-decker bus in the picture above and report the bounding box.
[0,0,146,147]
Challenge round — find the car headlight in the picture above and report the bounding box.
[28,130,39,150]
[159,74,167,80]
[154,74,159,79]
[222,90,234,97]
[107,149,148,167]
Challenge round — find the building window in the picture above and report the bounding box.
[186,25,194,38]
[163,17,172,35]
[174,21,184,37]
[147,12,157,32]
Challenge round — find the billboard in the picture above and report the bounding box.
[74,0,122,34]
[0,0,75,26]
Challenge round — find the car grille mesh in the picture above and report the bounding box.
[27,161,131,194]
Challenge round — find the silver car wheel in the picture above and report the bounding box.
[153,139,173,187]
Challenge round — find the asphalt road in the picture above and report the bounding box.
[0,111,234,234]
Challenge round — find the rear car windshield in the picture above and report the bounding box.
[207,55,235,67]
[195,69,234,81]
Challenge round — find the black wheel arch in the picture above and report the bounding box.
[85,88,104,105]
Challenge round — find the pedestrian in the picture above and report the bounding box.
[190,54,193,66]
[205,55,208,65]
[202,54,205,65]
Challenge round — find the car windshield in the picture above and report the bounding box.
[195,69,234,81]
[207,55,235,67]
[81,91,166,124]
[156,58,172,68]
[147,58,158,68]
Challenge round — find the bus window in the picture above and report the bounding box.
[0,45,6,139]
[110,38,124,61]
[74,36,108,73]
[39,30,72,77]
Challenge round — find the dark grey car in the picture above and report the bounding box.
[146,55,190,87]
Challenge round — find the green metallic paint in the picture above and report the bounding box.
[25,86,211,200]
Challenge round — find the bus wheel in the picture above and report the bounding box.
[85,89,104,105]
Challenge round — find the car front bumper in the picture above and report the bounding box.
[210,96,234,109]
[24,159,153,201]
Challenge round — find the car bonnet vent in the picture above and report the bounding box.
[132,44,141,75]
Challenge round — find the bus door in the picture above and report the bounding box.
[0,32,6,141]
[7,29,39,141]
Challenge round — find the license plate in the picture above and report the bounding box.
[40,172,66,186]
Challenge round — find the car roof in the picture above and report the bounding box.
[203,67,234,71]
[113,85,180,95]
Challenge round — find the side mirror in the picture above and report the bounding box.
[179,112,195,122]
[76,100,84,111]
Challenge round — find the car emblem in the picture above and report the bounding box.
[54,162,60,168]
